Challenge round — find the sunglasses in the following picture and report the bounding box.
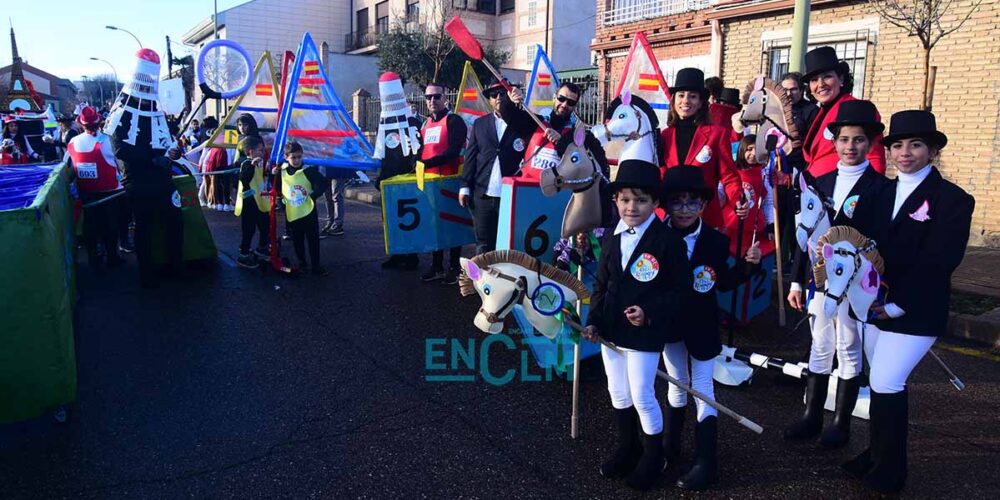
[556,94,578,106]
[424,93,443,101]
[485,91,502,99]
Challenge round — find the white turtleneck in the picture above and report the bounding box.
[832,160,868,215]
[892,164,933,219]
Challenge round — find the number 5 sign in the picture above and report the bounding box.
[380,173,475,255]
[495,177,571,264]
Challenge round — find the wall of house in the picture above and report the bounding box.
[720,0,1000,246]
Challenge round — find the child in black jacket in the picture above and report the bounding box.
[582,159,690,491]
[275,141,328,275]
[660,165,761,491]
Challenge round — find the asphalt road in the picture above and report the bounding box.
[1,201,998,499]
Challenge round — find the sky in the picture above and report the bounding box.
[1,0,253,83]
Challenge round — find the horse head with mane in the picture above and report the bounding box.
[539,121,606,237]
[813,226,884,320]
[591,90,660,165]
[741,76,799,164]
[459,250,590,338]
[796,172,833,261]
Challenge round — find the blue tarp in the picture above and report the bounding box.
[0,162,60,211]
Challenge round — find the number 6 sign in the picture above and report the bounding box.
[380,173,475,254]
[495,177,571,264]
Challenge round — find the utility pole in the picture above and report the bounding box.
[167,35,173,77]
[213,0,220,118]
[789,0,810,73]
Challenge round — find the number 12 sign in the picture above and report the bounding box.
[380,173,475,255]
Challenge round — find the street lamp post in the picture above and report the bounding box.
[90,57,120,108]
[105,25,143,49]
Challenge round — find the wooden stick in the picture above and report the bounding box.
[563,318,764,434]
[477,58,549,132]
[570,265,584,439]
[771,153,787,326]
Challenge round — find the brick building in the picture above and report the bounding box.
[592,0,1000,246]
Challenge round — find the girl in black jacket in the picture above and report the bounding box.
[660,165,761,491]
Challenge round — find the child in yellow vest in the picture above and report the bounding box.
[235,136,272,268]
[277,141,328,275]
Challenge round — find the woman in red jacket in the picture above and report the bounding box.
[801,47,886,177]
[660,68,745,230]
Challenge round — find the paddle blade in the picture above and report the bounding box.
[445,16,484,61]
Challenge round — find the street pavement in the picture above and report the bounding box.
[1,200,998,499]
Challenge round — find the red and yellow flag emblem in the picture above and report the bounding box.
[255,83,273,96]
[638,73,659,92]
[463,89,478,101]
[304,60,320,76]
[537,74,552,87]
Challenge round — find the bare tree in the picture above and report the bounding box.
[868,0,983,110]
[422,1,457,83]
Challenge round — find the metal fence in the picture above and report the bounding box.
[602,0,712,26]
[354,79,605,133]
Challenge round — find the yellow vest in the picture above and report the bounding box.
[235,165,272,216]
[281,165,315,222]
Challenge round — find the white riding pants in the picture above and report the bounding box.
[602,345,663,434]
[807,292,863,378]
[661,341,718,422]
[862,325,936,394]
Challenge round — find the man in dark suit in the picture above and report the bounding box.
[459,80,532,255]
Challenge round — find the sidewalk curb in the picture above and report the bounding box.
[948,308,1000,349]
[345,187,380,206]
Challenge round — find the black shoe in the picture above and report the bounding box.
[441,268,459,285]
[625,429,664,491]
[282,234,292,241]
[663,405,687,465]
[843,448,873,479]
[784,373,829,441]
[326,226,345,236]
[118,242,134,254]
[311,266,329,276]
[820,376,861,450]
[401,255,419,271]
[381,255,402,269]
[421,268,445,282]
[237,253,260,269]
[318,232,329,240]
[677,416,718,491]
[862,389,909,494]
[253,247,270,259]
[600,407,642,479]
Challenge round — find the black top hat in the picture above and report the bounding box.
[882,110,948,149]
[662,165,711,200]
[719,88,742,108]
[826,100,885,138]
[802,46,850,81]
[609,159,662,195]
[670,68,706,96]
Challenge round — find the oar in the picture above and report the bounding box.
[445,16,547,132]
[562,317,764,434]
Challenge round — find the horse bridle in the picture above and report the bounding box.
[604,104,659,164]
[823,240,878,308]
[478,261,545,324]
[550,149,607,193]
[796,186,834,241]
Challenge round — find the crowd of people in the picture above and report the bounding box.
[373,45,974,495]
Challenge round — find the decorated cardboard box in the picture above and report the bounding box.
[380,172,474,255]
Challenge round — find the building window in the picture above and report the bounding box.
[762,35,870,98]
[526,45,537,65]
[376,1,389,33]
[407,0,419,21]
[603,0,711,26]
[501,0,516,13]
[356,8,369,34]
[527,1,537,26]
[478,0,497,14]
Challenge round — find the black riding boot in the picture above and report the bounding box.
[863,389,909,494]
[625,429,664,490]
[600,407,641,479]
[820,376,861,449]
[662,405,686,465]
[784,372,829,440]
[677,416,718,491]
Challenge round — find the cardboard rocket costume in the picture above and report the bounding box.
[373,72,420,160]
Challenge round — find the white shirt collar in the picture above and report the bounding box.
[836,159,869,174]
[614,212,657,236]
[898,164,933,184]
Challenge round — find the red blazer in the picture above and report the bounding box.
[661,123,743,230]
[802,93,886,177]
[709,102,740,143]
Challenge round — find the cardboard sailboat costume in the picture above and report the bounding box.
[204,51,282,151]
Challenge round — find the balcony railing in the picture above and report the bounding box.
[603,0,712,26]
[345,29,379,52]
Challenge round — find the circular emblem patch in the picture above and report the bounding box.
[385,132,400,149]
[842,194,859,219]
[693,265,717,293]
[171,190,182,208]
[695,145,712,164]
[630,253,660,282]
[288,185,308,207]
[823,126,835,141]
[513,138,526,152]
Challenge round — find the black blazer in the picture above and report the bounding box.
[852,167,974,336]
[587,219,691,352]
[669,224,758,360]
[791,166,887,287]
[461,108,531,197]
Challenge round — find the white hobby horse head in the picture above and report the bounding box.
[796,172,833,261]
[813,226,884,320]
[458,250,590,338]
[592,90,660,164]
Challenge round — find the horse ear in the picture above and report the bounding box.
[860,261,880,294]
[823,243,834,260]
[462,258,481,281]
[754,76,765,92]
[574,123,585,147]
[798,171,808,192]
[622,89,632,106]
